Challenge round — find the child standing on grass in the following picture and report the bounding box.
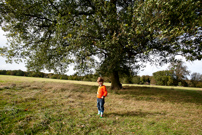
[97,77,107,118]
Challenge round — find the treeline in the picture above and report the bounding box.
[121,71,202,88]
[152,70,202,87]
[0,69,202,88]
[0,70,150,84]
[0,70,100,82]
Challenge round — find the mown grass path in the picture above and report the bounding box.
[1,75,202,134]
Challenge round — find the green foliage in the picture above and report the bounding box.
[0,0,201,89]
[59,75,68,80]
[0,70,97,82]
[15,70,24,76]
[132,76,141,84]
[168,61,190,83]
[103,77,111,83]
[190,72,202,87]
[153,61,191,87]
[196,82,202,88]
[167,76,174,86]
[51,74,59,79]
[0,70,7,75]
[153,70,174,86]
[0,70,25,76]
[140,75,151,85]
[150,77,156,85]
[120,75,133,84]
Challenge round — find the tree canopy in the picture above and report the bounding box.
[168,61,190,82]
[191,72,202,87]
[153,61,190,86]
[0,0,201,89]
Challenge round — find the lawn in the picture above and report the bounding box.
[0,75,202,134]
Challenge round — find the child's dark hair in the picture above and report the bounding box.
[97,77,104,82]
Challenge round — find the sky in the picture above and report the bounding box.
[0,28,202,78]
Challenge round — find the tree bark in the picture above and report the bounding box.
[110,71,122,90]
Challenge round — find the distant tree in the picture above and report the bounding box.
[167,76,174,86]
[191,72,202,87]
[0,70,7,75]
[27,71,34,77]
[15,70,24,76]
[11,70,18,76]
[6,70,11,75]
[38,72,45,77]
[59,74,68,80]
[68,75,74,80]
[150,77,156,85]
[103,77,111,83]
[51,74,60,79]
[140,75,151,84]
[132,76,141,84]
[120,74,133,84]
[0,0,201,89]
[153,70,173,86]
[48,73,54,78]
[168,61,190,85]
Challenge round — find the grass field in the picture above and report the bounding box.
[1,75,202,134]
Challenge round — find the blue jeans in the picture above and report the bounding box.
[97,98,105,113]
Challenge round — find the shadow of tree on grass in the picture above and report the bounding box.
[70,85,202,105]
[105,110,166,117]
[112,86,202,104]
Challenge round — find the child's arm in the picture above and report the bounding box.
[102,86,107,98]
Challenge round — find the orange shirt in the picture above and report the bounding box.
[97,85,107,98]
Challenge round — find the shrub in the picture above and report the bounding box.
[51,74,59,79]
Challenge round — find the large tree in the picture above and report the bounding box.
[0,0,201,89]
[168,61,190,84]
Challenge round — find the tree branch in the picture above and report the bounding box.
[47,0,61,14]
[23,13,55,23]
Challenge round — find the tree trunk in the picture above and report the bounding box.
[110,71,122,90]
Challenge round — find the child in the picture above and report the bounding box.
[97,77,108,118]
